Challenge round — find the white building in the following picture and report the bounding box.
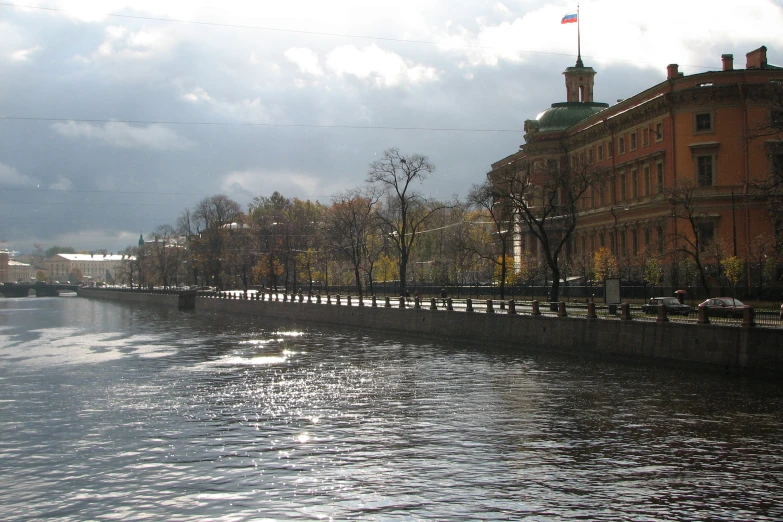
[42,253,134,283]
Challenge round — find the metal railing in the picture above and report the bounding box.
[207,290,783,329]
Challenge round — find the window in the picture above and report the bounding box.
[644,228,651,248]
[772,110,783,130]
[697,222,715,250]
[656,163,664,193]
[597,144,604,162]
[697,155,714,186]
[588,148,593,164]
[655,121,663,142]
[599,181,606,206]
[630,132,637,151]
[599,232,605,248]
[774,153,783,177]
[694,112,713,133]
[608,140,614,158]
[620,231,627,256]
[547,159,558,173]
[632,230,639,256]
[631,169,639,198]
[619,172,626,201]
[642,128,650,147]
[619,135,626,155]
[643,165,651,196]
[610,232,616,253]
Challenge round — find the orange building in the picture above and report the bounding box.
[489,46,783,296]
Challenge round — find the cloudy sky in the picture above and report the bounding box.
[2,0,783,254]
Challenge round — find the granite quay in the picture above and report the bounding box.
[76,287,783,377]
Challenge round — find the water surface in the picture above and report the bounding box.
[1,296,781,520]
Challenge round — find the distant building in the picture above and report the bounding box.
[7,260,34,282]
[0,251,8,283]
[489,45,782,289]
[42,253,134,283]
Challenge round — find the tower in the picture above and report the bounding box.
[563,60,597,103]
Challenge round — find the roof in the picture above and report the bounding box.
[52,254,131,262]
[533,102,609,132]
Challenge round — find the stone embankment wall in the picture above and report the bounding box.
[75,289,782,375]
[77,287,193,308]
[197,296,783,376]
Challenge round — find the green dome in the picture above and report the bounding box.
[535,102,609,132]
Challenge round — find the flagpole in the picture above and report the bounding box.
[576,3,582,67]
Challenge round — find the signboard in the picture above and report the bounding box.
[605,278,621,304]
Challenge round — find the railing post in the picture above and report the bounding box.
[346,295,352,306]
[697,304,709,324]
[283,293,288,302]
[414,296,421,309]
[385,296,391,308]
[358,295,365,306]
[587,301,596,319]
[531,300,541,316]
[430,297,437,310]
[508,299,516,315]
[399,296,406,309]
[621,302,632,320]
[298,294,303,303]
[307,294,312,303]
[466,298,473,312]
[372,295,377,307]
[316,294,322,304]
[558,301,567,317]
[327,294,331,305]
[486,299,494,313]
[336,295,341,306]
[657,303,669,323]
[446,297,453,311]
[742,306,756,328]
[275,293,279,302]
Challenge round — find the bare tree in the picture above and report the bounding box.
[666,179,714,295]
[327,189,378,298]
[190,194,241,288]
[466,181,513,299]
[490,157,598,302]
[367,148,446,296]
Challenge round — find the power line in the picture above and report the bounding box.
[0,2,716,70]
[0,116,522,133]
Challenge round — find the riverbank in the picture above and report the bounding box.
[76,288,783,377]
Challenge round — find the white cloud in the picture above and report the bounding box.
[438,0,783,73]
[88,25,171,61]
[326,44,440,87]
[50,176,73,191]
[0,162,37,187]
[221,169,322,199]
[9,45,42,62]
[182,87,214,104]
[51,121,195,150]
[284,47,324,76]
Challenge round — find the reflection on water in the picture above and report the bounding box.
[1,296,781,520]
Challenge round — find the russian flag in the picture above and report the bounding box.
[561,13,577,24]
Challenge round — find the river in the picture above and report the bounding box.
[1,296,781,520]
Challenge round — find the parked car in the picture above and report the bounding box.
[641,297,692,315]
[698,297,746,318]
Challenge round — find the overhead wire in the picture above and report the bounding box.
[0,2,717,69]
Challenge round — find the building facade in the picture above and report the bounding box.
[489,46,783,293]
[42,253,133,284]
